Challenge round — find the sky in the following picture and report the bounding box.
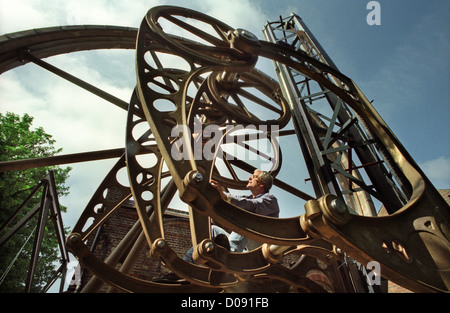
[0,0,449,290]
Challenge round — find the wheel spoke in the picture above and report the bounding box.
[164,14,229,47]
[24,51,130,111]
[230,91,254,118]
[237,87,283,114]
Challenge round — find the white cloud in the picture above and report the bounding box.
[0,0,163,34]
[0,0,54,33]
[1,0,270,35]
[420,156,450,190]
[196,0,269,38]
[60,0,159,28]
[1,51,130,154]
[1,0,270,39]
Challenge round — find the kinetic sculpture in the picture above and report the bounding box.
[0,6,448,292]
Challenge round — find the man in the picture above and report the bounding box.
[208,169,279,253]
[153,169,279,283]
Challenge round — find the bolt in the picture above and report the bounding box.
[237,28,258,41]
[205,241,215,253]
[66,233,82,250]
[331,198,347,214]
[156,239,166,248]
[193,172,203,183]
[68,233,81,245]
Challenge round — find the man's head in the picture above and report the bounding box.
[246,169,273,195]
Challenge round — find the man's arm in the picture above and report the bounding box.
[210,179,227,201]
[227,193,279,217]
[210,180,279,217]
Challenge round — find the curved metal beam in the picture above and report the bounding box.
[0,25,137,74]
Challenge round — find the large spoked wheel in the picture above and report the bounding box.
[145,5,257,69]
[205,69,290,127]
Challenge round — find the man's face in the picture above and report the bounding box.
[246,170,263,190]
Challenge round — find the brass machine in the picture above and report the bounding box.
[1,6,448,292]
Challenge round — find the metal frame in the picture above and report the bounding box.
[0,171,69,293]
[263,14,407,215]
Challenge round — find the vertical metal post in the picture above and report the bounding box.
[25,183,51,292]
[0,170,71,293]
[47,170,71,292]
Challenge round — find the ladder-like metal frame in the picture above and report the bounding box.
[263,14,407,216]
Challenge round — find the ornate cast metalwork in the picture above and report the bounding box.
[0,6,448,293]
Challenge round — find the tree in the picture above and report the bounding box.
[0,112,71,292]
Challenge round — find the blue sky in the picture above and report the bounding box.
[1,0,449,223]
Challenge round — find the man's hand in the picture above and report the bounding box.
[210,179,227,201]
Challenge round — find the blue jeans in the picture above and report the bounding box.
[183,225,249,263]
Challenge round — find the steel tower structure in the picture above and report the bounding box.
[263,14,407,216]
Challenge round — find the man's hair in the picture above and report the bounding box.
[257,171,273,192]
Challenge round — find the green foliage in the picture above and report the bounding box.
[0,112,71,292]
